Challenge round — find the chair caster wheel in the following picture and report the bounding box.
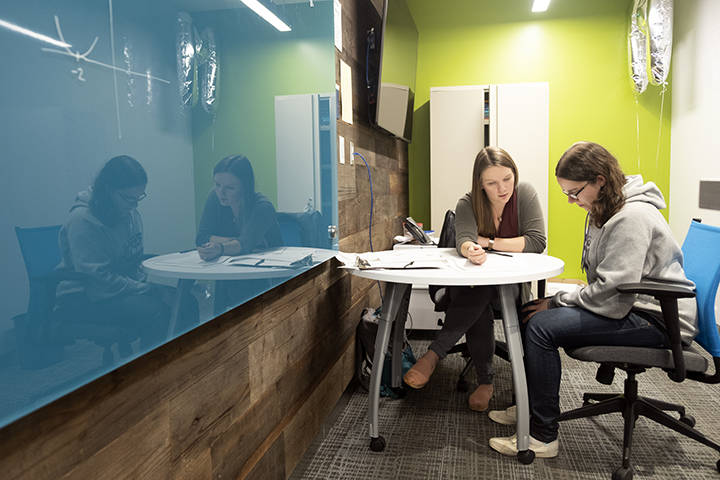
[517,449,535,464]
[370,436,386,452]
[612,466,633,480]
[679,414,695,427]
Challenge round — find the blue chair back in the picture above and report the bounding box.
[15,225,63,279]
[277,216,303,247]
[681,220,720,356]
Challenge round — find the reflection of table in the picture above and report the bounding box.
[143,247,337,336]
[341,248,564,463]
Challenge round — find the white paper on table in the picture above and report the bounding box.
[336,251,452,270]
[151,250,232,268]
[461,253,531,272]
[228,248,317,268]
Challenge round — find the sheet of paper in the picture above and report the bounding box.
[151,251,232,268]
[336,251,450,270]
[334,0,342,52]
[340,60,353,125]
[339,135,345,164]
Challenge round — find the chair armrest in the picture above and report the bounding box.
[617,282,696,383]
[616,282,696,299]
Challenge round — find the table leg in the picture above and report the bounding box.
[367,282,411,452]
[498,284,534,464]
[167,279,194,339]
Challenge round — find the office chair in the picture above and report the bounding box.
[556,220,720,480]
[429,209,545,392]
[276,213,303,247]
[276,210,331,248]
[14,225,136,368]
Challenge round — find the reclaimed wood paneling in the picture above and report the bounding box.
[0,0,408,478]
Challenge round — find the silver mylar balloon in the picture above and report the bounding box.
[648,0,673,85]
[200,27,219,117]
[176,11,197,107]
[629,0,649,93]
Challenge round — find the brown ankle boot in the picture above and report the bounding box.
[403,350,440,389]
[469,384,494,411]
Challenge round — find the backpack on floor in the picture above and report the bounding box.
[355,306,416,399]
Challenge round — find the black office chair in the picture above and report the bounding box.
[14,225,136,368]
[556,219,720,480]
[429,209,545,391]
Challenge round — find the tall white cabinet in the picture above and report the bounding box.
[429,82,549,235]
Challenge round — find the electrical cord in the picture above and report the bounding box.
[354,151,383,302]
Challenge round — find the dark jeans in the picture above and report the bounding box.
[429,284,518,384]
[522,305,668,443]
[56,286,199,351]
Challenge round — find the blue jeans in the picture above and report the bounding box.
[522,305,668,443]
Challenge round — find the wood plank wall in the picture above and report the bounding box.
[0,0,409,478]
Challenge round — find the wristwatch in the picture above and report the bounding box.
[488,238,495,250]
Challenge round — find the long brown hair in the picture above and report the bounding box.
[470,147,519,237]
[555,142,626,228]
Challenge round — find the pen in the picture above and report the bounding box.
[179,248,196,254]
[486,250,512,257]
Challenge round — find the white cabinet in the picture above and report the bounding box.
[275,93,337,223]
[429,83,549,234]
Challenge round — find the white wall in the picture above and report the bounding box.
[670,0,720,323]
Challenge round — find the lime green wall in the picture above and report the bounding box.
[190,6,334,227]
[408,4,672,280]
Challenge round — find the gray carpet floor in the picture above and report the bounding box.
[291,328,720,480]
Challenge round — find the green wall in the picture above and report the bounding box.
[190,5,335,226]
[407,1,672,280]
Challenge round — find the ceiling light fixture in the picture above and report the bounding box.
[0,17,72,48]
[241,0,291,32]
[532,0,551,12]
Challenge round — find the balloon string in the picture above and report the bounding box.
[635,94,641,172]
[655,82,667,177]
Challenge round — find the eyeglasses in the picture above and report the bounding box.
[562,182,589,200]
[118,192,147,203]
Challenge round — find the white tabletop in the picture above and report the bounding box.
[144,247,337,281]
[339,248,564,286]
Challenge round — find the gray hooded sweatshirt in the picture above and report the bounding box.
[56,189,152,302]
[548,175,698,345]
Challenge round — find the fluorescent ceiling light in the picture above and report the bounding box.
[0,18,72,48]
[241,0,292,32]
[532,0,551,12]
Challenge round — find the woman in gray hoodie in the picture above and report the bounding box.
[55,156,197,351]
[488,142,697,459]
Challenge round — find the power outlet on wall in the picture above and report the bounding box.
[349,141,355,165]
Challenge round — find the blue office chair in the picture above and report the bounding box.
[557,220,720,480]
[14,225,136,368]
[276,214,303,247]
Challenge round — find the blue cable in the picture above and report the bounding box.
[354,152,382,302]
[354,152,374,252]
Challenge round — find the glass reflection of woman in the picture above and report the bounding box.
[196,154,283,260]
[55,156,198,351]
[196,155,283,313]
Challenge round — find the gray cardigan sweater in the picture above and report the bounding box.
[454,181,547,303]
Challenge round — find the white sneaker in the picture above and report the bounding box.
[489,433,558,458]
[488,405,516,425]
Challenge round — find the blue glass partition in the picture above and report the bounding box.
[0,0,337,429]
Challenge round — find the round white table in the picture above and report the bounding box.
[343,248,564,463]
[143,247,337,336]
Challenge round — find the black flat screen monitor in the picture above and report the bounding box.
[371,0,418,143]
